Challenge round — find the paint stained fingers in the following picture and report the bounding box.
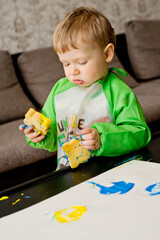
[24,125,34,134]
[26,131,45,143]
[19,124,27,131]
[26,130,40,140]
[76,128,91,136]
[80,139,98,150]
[81,132,101,150]
[81,133,94,140]
[30,134,45,143]
[77,128,101,149]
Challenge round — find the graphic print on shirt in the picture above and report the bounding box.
[54,82,113,163]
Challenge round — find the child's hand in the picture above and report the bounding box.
[76,128,101,150]
[19,124,45,143]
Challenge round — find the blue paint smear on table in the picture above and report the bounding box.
[146,182,160,195]
[88,181,135,195]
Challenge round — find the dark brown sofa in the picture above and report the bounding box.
[0,20,160,174]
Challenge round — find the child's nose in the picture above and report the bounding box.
[70,65,80,75]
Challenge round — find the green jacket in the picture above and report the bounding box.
[26,68,151,164]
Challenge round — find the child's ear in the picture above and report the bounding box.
[104,43,114,63]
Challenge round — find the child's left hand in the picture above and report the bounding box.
[76,128,101,150]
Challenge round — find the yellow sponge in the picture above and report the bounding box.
[24,108,52,135]
[61,138,91,169]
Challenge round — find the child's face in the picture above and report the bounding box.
[57,40,109,87]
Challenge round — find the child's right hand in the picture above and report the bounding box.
[19,124,45,143]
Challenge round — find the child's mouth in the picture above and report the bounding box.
[73,79,84,85]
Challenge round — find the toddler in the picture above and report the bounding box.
[19,7,151,169]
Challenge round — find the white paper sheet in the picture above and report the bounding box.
[0,160,160,240]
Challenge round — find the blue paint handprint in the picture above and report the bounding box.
[88,181,135,195]
[146,182,160,195]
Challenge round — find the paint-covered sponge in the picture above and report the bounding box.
[62,137,92,169]
[24,108,52,135]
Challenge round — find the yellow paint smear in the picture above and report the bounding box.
[0,196,9,201]
[12,199,21,205]
[114,160,135,170]
[54,205,87,223]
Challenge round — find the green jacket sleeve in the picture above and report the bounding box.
[91,71,151,157]
[25,83,59,152]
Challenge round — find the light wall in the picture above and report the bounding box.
[0,0,159,54]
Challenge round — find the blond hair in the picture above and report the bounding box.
[52,7,116,53]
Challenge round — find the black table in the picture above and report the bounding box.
[0,131,160,218]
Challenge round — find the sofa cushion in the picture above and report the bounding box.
[26,82,54,107]
[0,51,34,124]
[17,47,65,107]
[133,79,160,123]
[0,119,56,173]
[109,54,138,88]
[125,20,160,80]
[0,50,18,88]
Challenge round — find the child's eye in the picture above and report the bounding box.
[63,63,70,67]
[78,61,87,65]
